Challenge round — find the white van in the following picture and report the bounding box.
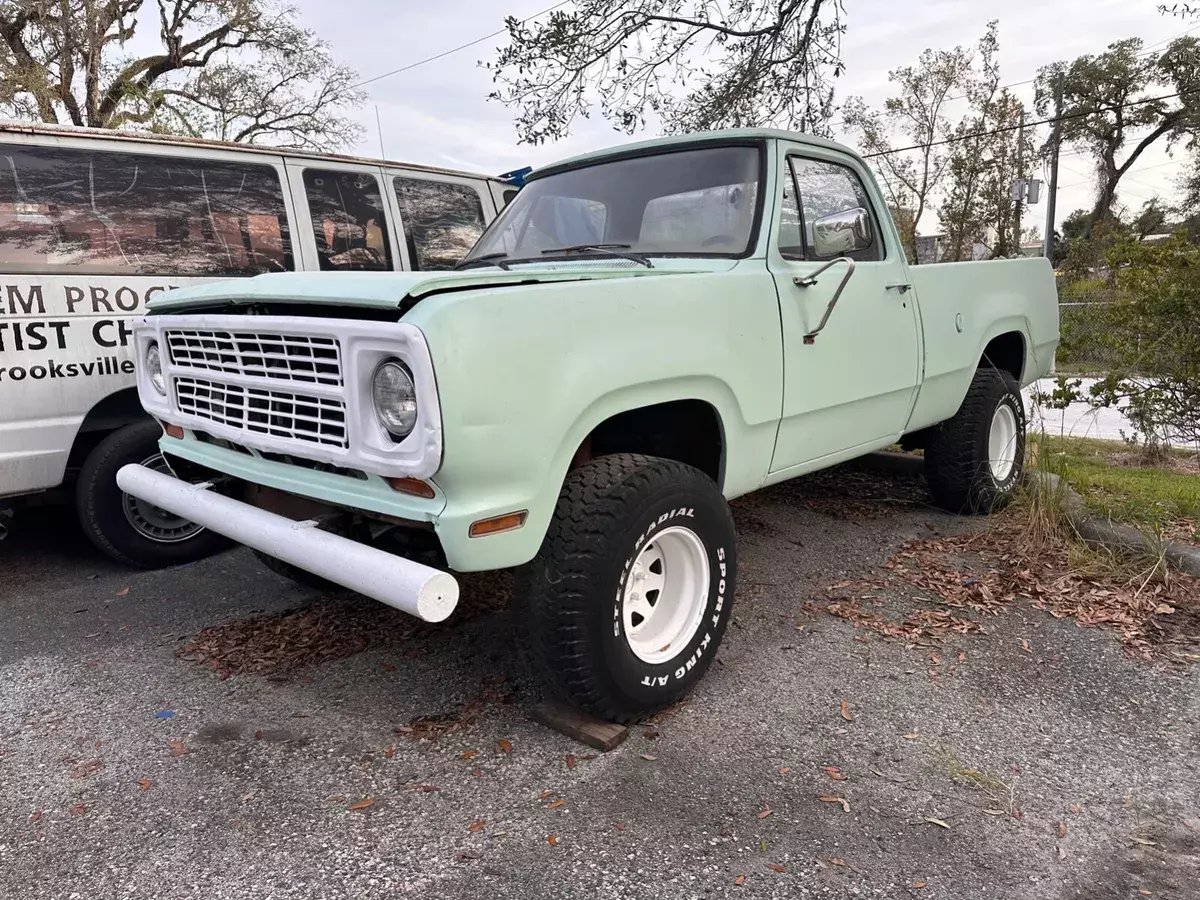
[0,122,512,567]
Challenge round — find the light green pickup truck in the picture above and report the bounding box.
[118,129,1058,722]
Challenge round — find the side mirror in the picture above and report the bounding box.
[811,207,873,259]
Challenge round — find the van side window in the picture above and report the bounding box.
[788,157,883,262]
[393,178,487,270]
[502,188,519,208]
[302,169,392,271]
[0,144,292,275]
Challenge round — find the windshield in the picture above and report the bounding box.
[465,145,762,263]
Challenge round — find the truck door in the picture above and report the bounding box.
[766,145,922,475]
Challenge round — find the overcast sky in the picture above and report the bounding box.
[302,0,1197,234]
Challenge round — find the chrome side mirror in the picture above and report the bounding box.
[812,207,873,259]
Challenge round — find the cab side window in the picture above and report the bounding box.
[302,169,392,271]
[393,178,487,271]
[785,157,883,262]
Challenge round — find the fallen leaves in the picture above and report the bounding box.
[348,799,375,811]
[824,766,846,781]
[546,834,558,846]
[922,817,951,829]
[613,822,626,831]
[902,733,921,740]
[912,880,928,889]
[734,874,745,886]
[839,700,853,722]
[778,767,791,775]
[546,799,565,810]
[565,754,576,769]
[818,796,850,813]
[116,587,129,597]
[1056,821,1068,838]
[496,739,513,754]
[468,819,486,833]
[69,802,86,816]
[167,738,189,757]
[460,750,477,760]
[640,753,658,761]
[71,757,102,779]
[766,863,787,874]
[758,805,773,819]
[1021,639,1033,654]
[136,778,153,791]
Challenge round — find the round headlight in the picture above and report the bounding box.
[146,342,166,395]
[372,360,417,439]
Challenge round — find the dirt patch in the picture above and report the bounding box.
[824,513,1200,663]
[177,570,514,680]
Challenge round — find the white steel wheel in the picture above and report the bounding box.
[988,403,1019,482]
[621,525,710,665]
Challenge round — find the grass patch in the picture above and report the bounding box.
[1029,434,1200,540]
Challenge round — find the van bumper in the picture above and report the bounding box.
[115,463,459,622]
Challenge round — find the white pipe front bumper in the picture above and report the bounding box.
[116,464,459,623]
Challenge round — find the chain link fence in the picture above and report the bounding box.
[1055,284,1120,373]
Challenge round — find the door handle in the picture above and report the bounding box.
[886,283,912,294]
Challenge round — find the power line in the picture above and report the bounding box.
[351,0,573,90]
[862,86,1200,158]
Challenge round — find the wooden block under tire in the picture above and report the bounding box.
[528,702,630,752]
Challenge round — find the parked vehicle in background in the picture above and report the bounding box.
[0,122,506,566]
[117,128,1059,721]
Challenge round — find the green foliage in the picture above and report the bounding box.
[1088,236,1200,447]
[0,0,363,149]
[1035,37,1200,229]
[486,0,847,144]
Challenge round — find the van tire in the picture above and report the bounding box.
[924,368,1026,514]
[76,421,230,568]
[515,454,737,724]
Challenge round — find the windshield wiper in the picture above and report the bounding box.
[454,252,511,271]
[540,243,653,269]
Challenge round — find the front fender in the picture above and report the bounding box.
[405,268,783,571]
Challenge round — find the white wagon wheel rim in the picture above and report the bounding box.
[622,525,710,666]
[988,403,1019,483]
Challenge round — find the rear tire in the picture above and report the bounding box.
[515,454,737,724]
[76,421,230,568]
[924,368,1025,514]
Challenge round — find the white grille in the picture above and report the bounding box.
[165,328,342,386]
[175,376,348,449]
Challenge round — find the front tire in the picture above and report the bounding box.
[76,421,230,568]
[515,454,737,723]
[924,368,1026,514]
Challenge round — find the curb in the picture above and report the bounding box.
[1036,473,1200,578]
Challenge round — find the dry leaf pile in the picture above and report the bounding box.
[825,516,1200,662]
[177,571,513,679]
[394,676,515,742]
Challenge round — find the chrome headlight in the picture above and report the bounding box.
[372,360,417,439]
[146,342,166,395]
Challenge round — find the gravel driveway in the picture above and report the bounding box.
[2,465,1198,899]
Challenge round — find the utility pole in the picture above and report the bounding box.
[1042,73,1064,261]
[1013,104,1025,256]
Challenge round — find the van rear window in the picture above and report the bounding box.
[0,143,293,276]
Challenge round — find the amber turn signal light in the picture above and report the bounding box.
[385,477,436,499]
[469,510,529,538]
[163,423,184,439]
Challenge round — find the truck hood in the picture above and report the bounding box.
[146,265,706,313]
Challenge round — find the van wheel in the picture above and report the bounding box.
[76,421,230,568]
[515,454,737,724]
[924,368,1026,514]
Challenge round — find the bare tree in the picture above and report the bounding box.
[841,35,976,263]
[0,0,364,149]
[486,0,846,145]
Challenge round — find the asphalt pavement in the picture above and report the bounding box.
[2,468,1198,899]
